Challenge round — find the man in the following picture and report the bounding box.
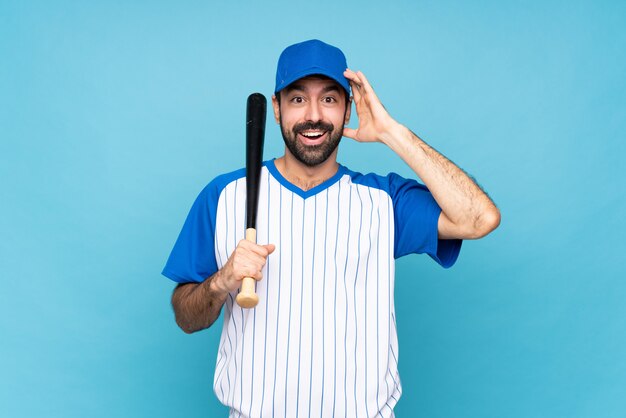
[162,39,500,417]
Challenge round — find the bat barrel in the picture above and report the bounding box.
[245,93,266,229]
[237,93,267,309]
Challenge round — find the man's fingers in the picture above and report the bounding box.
[227,240,277,285]
[350,81,362,103]
[248,242,274,257]
[343,127,358,139]
[346,69,382,108]
[242,266,263,281]
[238,239,274,257]
[355,71,372,92]
[232,255,265,281]
[344,70,363,96]
[345,69,370,93]
[344,68,361,86]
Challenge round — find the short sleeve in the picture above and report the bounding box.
[388,173,462,268]
[161,184,220,283]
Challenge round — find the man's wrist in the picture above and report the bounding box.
[379,121,407,146]
[206,271,229,296]
[380,122,413,151]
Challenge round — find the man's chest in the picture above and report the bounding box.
[213,175,395,273]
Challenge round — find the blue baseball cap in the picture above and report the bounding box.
[274,39,350,95]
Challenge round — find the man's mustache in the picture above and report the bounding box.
[293,121,334,134]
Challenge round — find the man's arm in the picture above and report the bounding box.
[343,69,501,239]
[171,240,275,334]
[171,274,228,334]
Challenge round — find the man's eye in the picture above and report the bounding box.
[323,97,337,103]
[291,97,304,103]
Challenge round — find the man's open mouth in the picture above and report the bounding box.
[297,130,328,145]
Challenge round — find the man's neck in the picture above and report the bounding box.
[274,152,339,191]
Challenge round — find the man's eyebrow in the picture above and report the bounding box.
[283,83,341,94]
[283,83,306,94]
[321,84,341,94]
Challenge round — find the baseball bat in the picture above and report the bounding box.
[236,93,267,308]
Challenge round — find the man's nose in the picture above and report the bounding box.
[304,100,321,122]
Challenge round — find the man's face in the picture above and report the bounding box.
[272,76,350,167]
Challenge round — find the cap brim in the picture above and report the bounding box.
[275,67,350,95]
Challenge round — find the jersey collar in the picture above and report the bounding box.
[265,159,347,199]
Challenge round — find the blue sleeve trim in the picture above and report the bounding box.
[348,169,462,268]
[161,268,198,284]
[433,237,463,268]
[161,167,246,284]
[342,167,391,193]
[424,207,462,269]
[387,172,462,267]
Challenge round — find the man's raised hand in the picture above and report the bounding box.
[343,69,398,144]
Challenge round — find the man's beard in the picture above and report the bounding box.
[279,118,343,167]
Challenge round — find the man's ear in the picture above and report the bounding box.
[271,94,280,124]
[344,96,352,125]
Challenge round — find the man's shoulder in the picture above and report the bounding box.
[342,166,420,194]
[194,166,247,204]
[209,166,247,189]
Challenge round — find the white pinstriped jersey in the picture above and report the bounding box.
[163,160,461,418]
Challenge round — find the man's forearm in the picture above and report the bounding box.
[171,271,229,334]
[171,239,275,333]
[382,123,500,239]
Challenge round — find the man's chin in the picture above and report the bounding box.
[293,152,327,167]
[296,131,330,147]
[282,131,341,167]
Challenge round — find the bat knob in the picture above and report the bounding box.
[236,292,259,308]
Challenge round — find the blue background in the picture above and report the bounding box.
[1,1,625,417]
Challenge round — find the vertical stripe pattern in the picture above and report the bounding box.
[213,167,401,418]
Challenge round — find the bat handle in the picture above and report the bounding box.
[235,228,259,308]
